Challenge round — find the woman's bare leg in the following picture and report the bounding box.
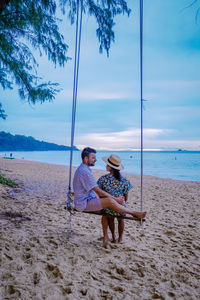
[101,216,110,248]
[117,218,124,243]
[108,217,117,243]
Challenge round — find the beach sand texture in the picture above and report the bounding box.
[0,157,200,300]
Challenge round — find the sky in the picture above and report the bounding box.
[1,0,200,151]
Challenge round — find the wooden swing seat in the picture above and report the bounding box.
[81,210,145,222]
[65,206,145,222]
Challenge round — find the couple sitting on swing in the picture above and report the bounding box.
[73,147,146,247]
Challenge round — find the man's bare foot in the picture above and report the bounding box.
[131,211,146,219]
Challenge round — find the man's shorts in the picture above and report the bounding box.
[84,197,103,212]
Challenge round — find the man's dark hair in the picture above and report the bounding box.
[81,147,96,160]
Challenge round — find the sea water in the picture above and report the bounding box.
[1,150,200,182]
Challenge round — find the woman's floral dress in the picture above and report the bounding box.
[97,173,132,217]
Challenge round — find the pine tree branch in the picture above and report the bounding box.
[0,0,11,15]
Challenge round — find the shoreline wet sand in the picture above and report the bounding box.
[0,157,200,299]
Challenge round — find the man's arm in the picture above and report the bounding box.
[93,186,111,198]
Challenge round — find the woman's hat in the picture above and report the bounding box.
[102,154,124,170]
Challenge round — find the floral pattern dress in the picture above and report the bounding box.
[97,174,132,217]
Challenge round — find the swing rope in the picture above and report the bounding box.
[68,0,83,194]
[66,0,145,227]
[66,0,83,226]
[139,0,144,213]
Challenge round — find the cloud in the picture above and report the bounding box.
[60,78,200,104]
[60,84,139,102]
[146,80,200,89]
[75,127,200,151]
[60,89,129,101]
[76,128,166,150]
[78,90,132,101]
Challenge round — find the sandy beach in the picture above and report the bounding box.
[0,157,200,299]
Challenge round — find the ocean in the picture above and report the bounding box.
[1,150,200,182]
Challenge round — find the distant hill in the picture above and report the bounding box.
[0,131,79,151]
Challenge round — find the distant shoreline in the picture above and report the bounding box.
[0,131,79,152]
[2,149,79,152]
[1,149,200,152]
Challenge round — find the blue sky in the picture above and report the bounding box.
[1,0,200,150]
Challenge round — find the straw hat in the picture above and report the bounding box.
[102,154,124,170]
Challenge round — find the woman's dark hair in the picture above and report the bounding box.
[112,167,121,181]
[81,147,96,160]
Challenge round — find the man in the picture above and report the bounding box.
[73,147,146,219]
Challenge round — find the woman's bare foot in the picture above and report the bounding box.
[131,211,146,219]
[117,237,123,244]
[103,237,110,248]
[111,237,117,243]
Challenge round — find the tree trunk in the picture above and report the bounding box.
[0,0,11,14]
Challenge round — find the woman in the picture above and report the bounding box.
[97,154,132,247]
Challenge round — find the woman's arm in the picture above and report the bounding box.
[124,193,128,202]
[93,186,124,205]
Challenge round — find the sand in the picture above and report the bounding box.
[0,157,200,300]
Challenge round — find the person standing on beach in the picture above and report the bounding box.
[73,147,146,246]
[97,154,132,245]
